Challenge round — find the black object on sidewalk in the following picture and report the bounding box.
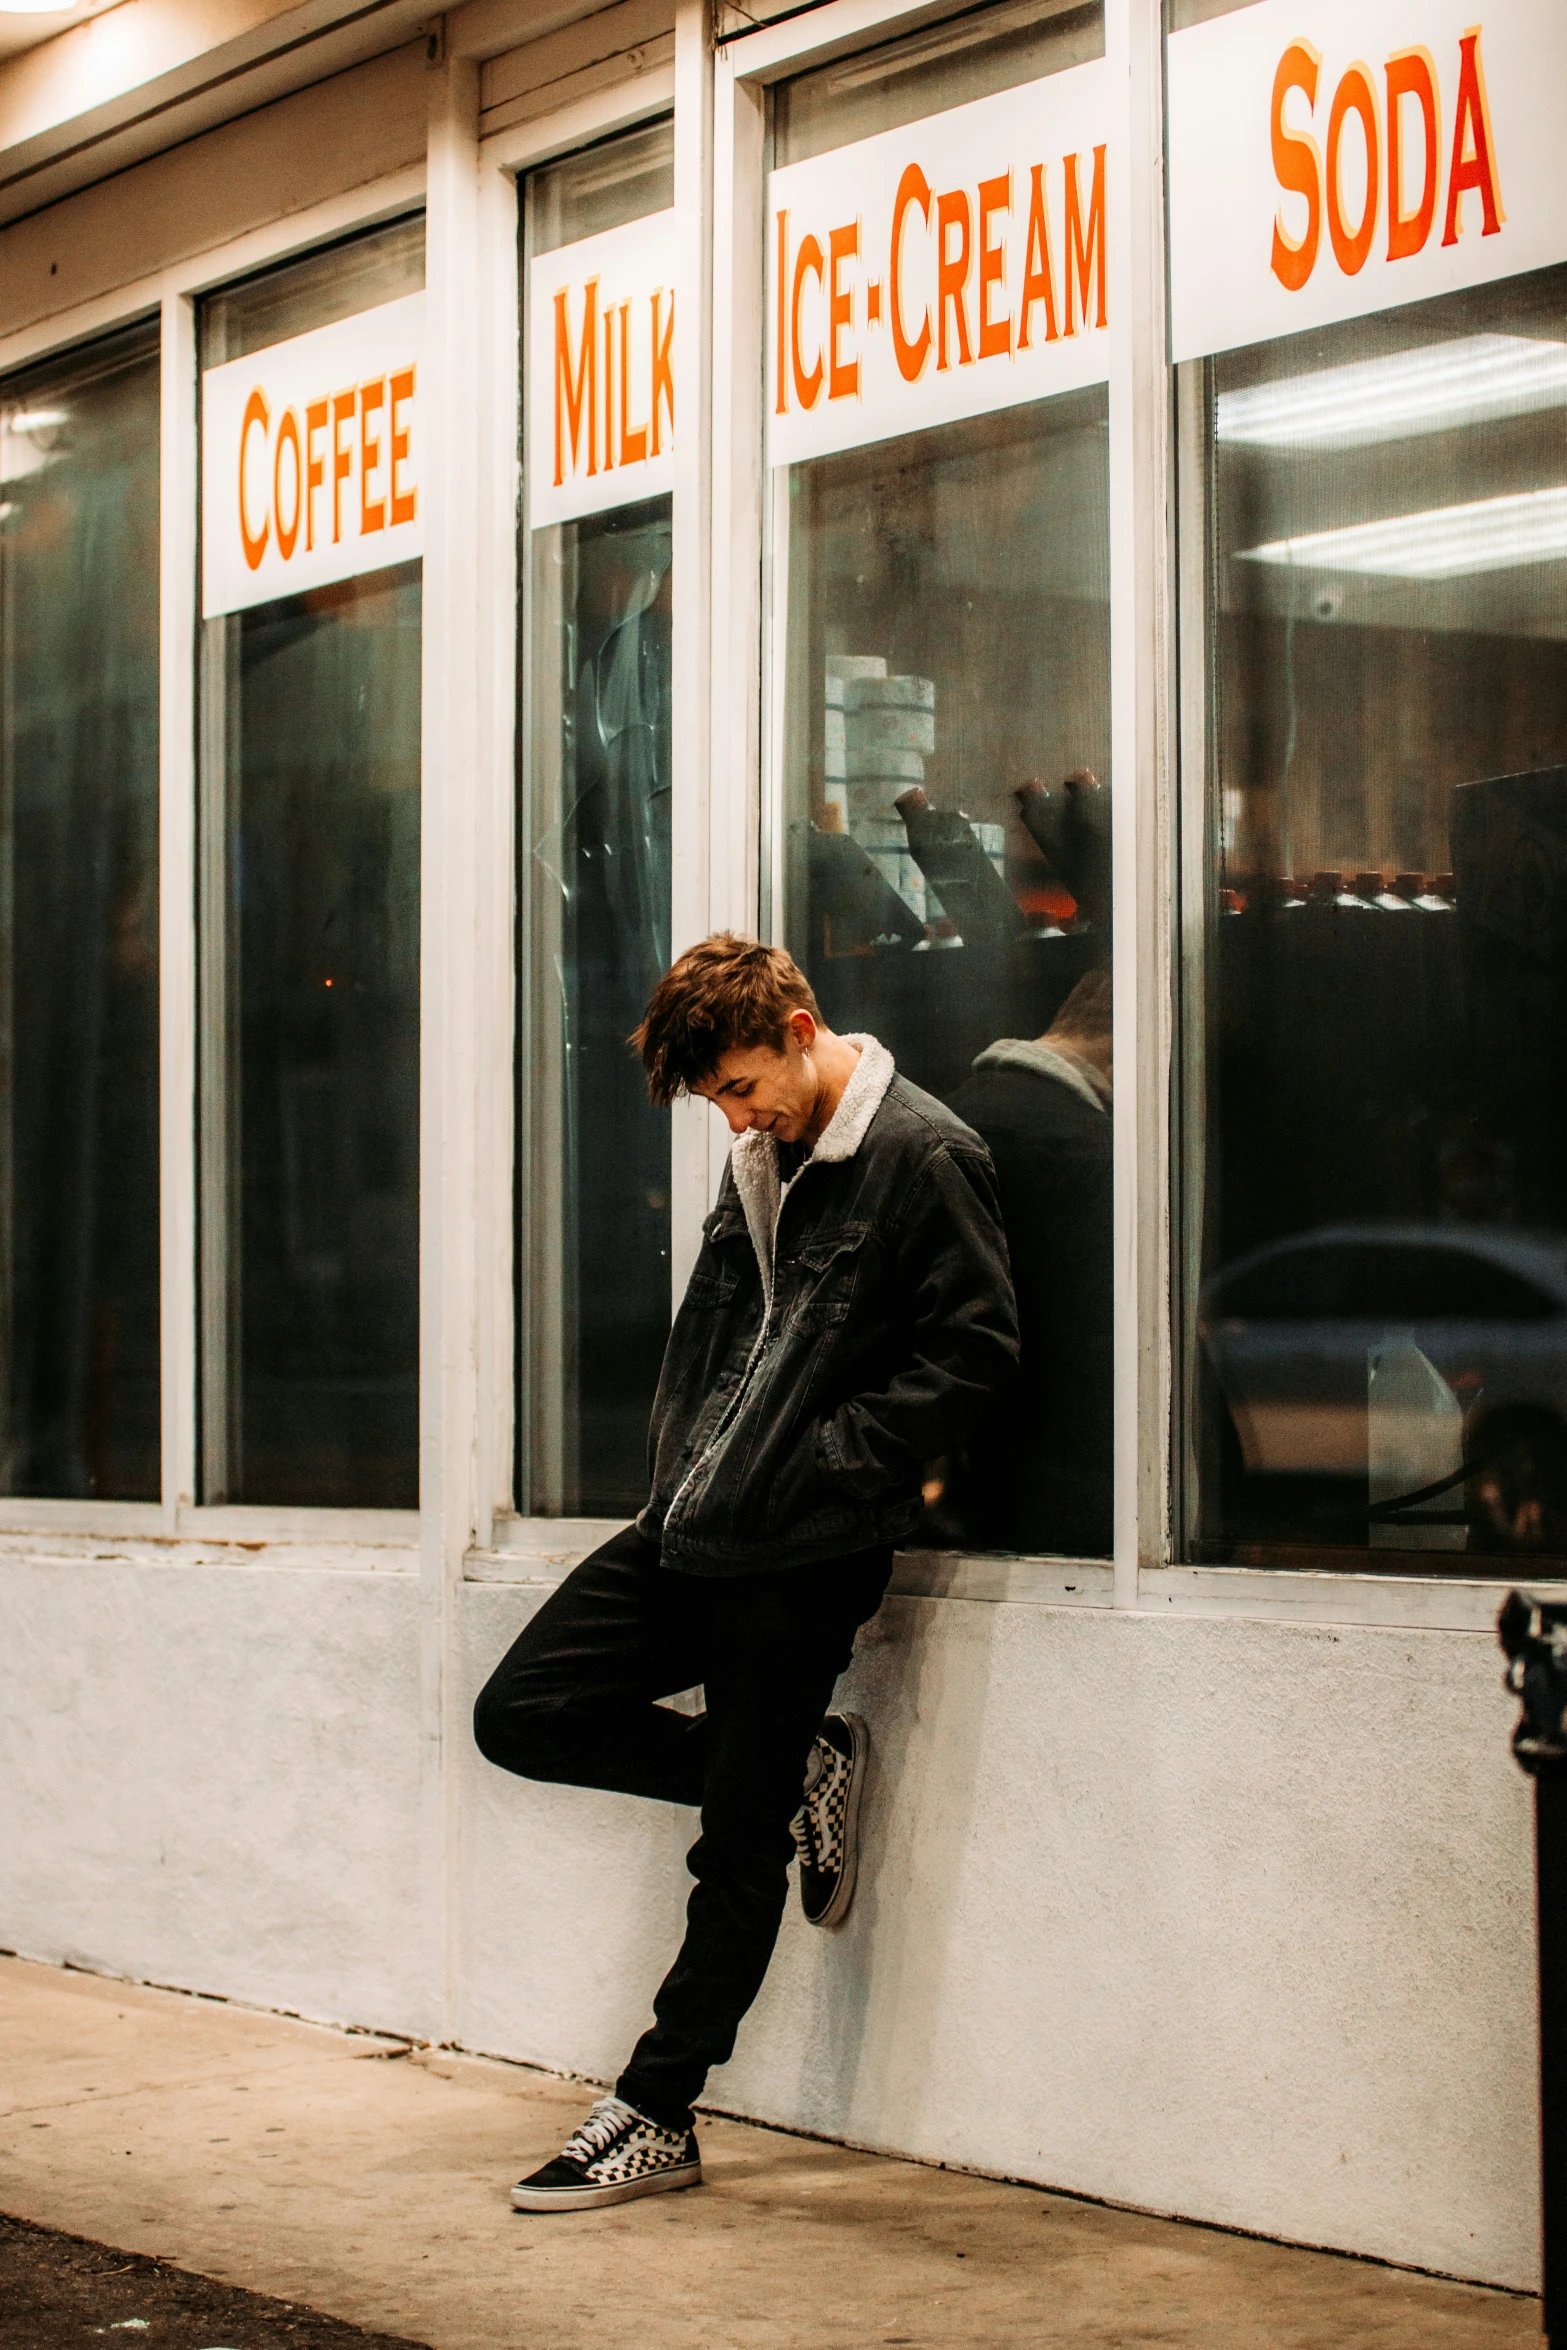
[1499,1589,1567,2344]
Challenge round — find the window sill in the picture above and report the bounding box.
[0,1508,418,1575]
[1139,1563,1563,1634]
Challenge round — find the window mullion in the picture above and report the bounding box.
[1107,0,1176,1603]
[160,287,199,1528]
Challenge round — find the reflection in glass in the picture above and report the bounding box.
[199,220,423,1507]
[770,0,1114,1560]
[1184,265,1567,1567]
[776,391,1114,1557]
[519,122,675,1518]
[521,501,673,1516]
[0,324,161,1497]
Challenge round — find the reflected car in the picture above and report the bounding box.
[1201,1223,1567,1550]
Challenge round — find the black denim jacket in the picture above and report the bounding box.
[639,1038,1020,1574]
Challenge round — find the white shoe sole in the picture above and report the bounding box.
[810,1711,868,1931]
[510,2159,702,2212]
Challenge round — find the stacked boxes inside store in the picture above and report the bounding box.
[824,655,1006,941]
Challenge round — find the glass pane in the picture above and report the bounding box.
[771,7,1113,1560]
[1184,262,1567,1569]
[198,219,423,1508]
[0,322,161,1498]
[774,0,1101,161]
[519,123,675,1518]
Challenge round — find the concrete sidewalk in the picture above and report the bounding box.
[0,1956,1537,2350]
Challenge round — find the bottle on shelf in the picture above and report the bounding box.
[1357,869,1412,911]
[808,820,923,954]
[1015,767,1112,932]
[895,788,1027,952]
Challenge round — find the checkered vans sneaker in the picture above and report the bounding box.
[794,1711,868,1929]
[510,2095,702,2212]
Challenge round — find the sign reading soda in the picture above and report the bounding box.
[1167,0,1567,361]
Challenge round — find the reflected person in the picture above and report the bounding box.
[946,968,1114,1558]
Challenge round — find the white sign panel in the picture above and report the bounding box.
[766,61,1110,471]
[527,210,677,529]
[1167,0,1567,363]
[202,294,423,618]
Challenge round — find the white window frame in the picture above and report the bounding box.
[472,29,701,1564]
[0,0,1552,1635]
[707,0,1554,1636]
[0,165,427,1548]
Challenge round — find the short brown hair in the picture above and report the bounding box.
[1047,966,1112,1047]
[632,934,821,1105]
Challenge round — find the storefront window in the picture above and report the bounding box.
[1181,264,1567,1568]
[197,217,424,1507]
[0,322,161,1498]
[768,3,1114,1557]
[518,123,675,1517]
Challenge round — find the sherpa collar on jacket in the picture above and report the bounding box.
[971,1037,1110,1116]
[729,1033,895,1306]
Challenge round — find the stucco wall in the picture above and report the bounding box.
[458,1581,1540,2291]
[0,1553,429,2037]
[0,1550,1541,2290]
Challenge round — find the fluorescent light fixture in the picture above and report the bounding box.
[5,409,67,432]
[0,2,78,13]
[1217,335,1567,451]
[1239,486,1567,580]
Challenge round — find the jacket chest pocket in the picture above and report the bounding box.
[783,1223,871,1330]
[682,1206,748,1311]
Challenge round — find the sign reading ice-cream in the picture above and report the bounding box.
[766,61,1110,470]
[202,294,423,618]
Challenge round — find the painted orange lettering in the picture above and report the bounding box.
[304,398,328,553]
[1386,49,1439,260]
[331,388,356,545]
[890,164,933,384]
[936,189,973,370]
[828,223,860,400]
[1442,29,1504,246]
[553,281,598,485]
[359,378,385,534]
[619,303,648,465]
[273,407,301,562]
[1016,163,1060,349]
[388,366,416,527]
[603,309,616,472]
[977,171,1012,361]
[792,233,825,411]
[1270,41,1322,291]
[651,289,673,455]
[239,387,269,572]
[775,209,789,417]
[1326,65,1379,276]
[1063,146,1107,335]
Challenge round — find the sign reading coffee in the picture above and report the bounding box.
[202,294,423,618]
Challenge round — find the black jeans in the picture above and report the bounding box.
[472,1524,892,2132]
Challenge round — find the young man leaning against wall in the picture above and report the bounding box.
[474,933,1019,2212]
